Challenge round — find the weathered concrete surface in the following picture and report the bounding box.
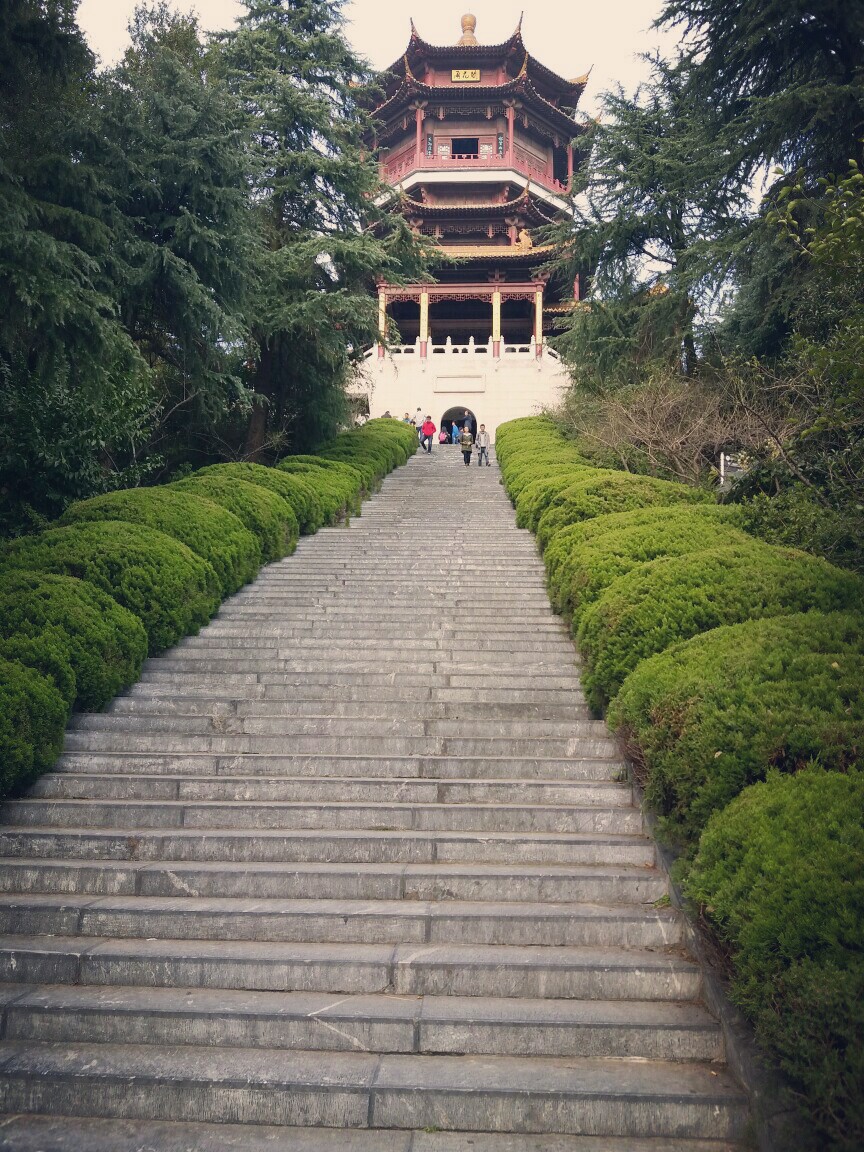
[0,448,748,1146]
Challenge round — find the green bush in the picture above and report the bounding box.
[578,542,864,709]
[609,612,864,847]
[276,456,363,519]
[0,657,68,795]
[542,504,746,613]
[0,521,221,654]
[194,462,324,535]
[0,571,147,711]
[172,473,298,564]
[550,507,753,624]
[686,770,864,1152]
[60,488,260,597]
[536,471,712,550]
[315,418,418,488]
[514,468,597,530]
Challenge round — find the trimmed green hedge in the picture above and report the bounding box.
[496,416,864,1143]
[0,571,147,711]
[578,542,864,709]
[59,488,260,597]
[0,657,68,795]
[537,471,713,550]
[276,456,363,521]
[0,419,416,802]
[550,506,752,624]
[172,474,299,564]
[686,770,864,1152]
[315,418,418,488]
[194,462,325,536]
[609,611,864,847]
[0,520,221,655]
[515,468,596,531]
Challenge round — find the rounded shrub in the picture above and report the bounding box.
[609,611,864,847]
[172,474,298,564]
[577,542,864,710]
[194,462,324,536]
[542,504,746,613]
[0,571,147,711]
[536,471,712,550]
[686,770,864,1152]
[0,657,68,795]
[552,507,753,624]
[0,521,221,655]
[514,468,597,530]
[276,457,363,521]
[60,488,260,597]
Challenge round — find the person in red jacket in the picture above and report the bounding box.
[420,416,436,453]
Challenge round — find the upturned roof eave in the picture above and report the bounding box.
[374,76,585,140]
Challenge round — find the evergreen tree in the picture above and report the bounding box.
[215,0,427,456]
[0,0,152,531]
[658,0,864,178]
[551,56,749,386]
[98,3,255,473]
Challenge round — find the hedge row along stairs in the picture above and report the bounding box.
[496,417,864,1152]
[0,442,748,1148]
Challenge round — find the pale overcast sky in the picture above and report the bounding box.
[76,0,674,114]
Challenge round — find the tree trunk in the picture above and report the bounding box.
[244,339,275,461]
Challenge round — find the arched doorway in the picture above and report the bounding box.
[441,405,477,443]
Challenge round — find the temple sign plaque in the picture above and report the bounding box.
[452,68,481,82]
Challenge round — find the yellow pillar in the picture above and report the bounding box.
[534,287,544,355]
[492,289,501,356]
[419,290,430,353]
[377,289,386,358]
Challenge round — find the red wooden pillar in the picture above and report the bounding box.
[414,106,424,167]
[567,145,574,189]
[506,104,515,161]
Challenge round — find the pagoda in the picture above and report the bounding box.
[357,14,588,437]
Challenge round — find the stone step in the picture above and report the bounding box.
[54,753,626,782]
[146,655,582,677]
[138,664,586,690]
[2,986,723,1061]
[0,894,682,948]
[108,697,591,721]
[0,859,667,904]
[62,734,621,759]
[175,635,576,653]
[0,799,643,835]
[0,1114,746,1152]
[0,826,657,866]
[139,670,589,693]
[0,937,703,999]
[28,774,631,807]
[70,715,606,740]
[0,1042,748,1139]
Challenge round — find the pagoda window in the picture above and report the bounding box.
[451,137,479,158]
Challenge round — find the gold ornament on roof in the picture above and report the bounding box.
[458,14,478,45]
[517,228,534,249]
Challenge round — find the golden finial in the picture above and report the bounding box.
[458,14,478,45]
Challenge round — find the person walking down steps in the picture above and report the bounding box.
[460,424,474,466]
[476,424,491,467]
[420,416,436,454]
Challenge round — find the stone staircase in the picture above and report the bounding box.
[0,448,748,1150]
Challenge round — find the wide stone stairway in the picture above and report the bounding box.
[0,449,748,1150]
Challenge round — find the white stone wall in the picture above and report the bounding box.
[352,341,569,441]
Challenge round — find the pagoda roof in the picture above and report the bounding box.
[438,242,554,260]
[377,16,588,113]
[375,60,584,140]
[400,188,555,224]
